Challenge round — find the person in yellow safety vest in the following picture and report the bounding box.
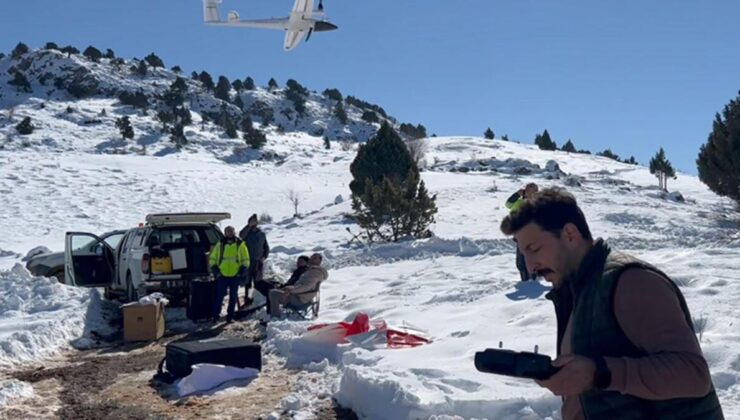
[209,225,250,323]
[505,183,538,281]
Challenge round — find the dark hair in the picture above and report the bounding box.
[500,187,592,240]
[297,255,309,263]
[248,213,258,223]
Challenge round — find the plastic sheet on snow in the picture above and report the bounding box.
[175,363,259,397]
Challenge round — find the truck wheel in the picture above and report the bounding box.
[48,268,66,284]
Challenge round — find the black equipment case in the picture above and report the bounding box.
[164,338,262,378]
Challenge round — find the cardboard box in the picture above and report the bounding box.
[123,303,165,342]
[151,257,172,274]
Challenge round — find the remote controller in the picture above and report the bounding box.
[474,348,560,380]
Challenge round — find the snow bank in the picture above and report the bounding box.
[0,264,96,367]
[0,379,34,406]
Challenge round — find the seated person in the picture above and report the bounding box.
[254,255,309,310]
[268,253,328,317]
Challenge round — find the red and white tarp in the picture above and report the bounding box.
[303,312,432,349]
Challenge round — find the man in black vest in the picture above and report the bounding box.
[499,187,723,420]
[239,213,270,307]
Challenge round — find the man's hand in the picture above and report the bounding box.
[535,355,596,396]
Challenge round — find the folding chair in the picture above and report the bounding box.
[284,283,321,320]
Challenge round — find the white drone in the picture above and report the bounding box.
[202,0,338,51]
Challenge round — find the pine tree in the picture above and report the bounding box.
[244,76,255,90]
[243,125,267,149]
[649,147,676,191]
[115,116,135,141]
[501,134,509,141]
[144,53,165,68]
[334,102,348,124]
[534,129,557,150]
[15,117,34,135]
[215,75,231,101]
[104,48,116,59]
[561,139,577,153]
[170,123,187,149]
[361,111,379,123]
[232,79,243,92]
[697,92,740,204]
[234,95,244,110]
[624,156,638,165]
[350,122,438,241]
[598,149,620,161]
[324,136,331,149]
[8,71,31,93]
[135,60,148,76]
[171,65,182,74]
[484,128,494,140]
[45,42,59,51]
[11,42,29,59]
[199,71,214,90]
[322,88,343,102]
[83,46,103,62]
[267,78,278,92]
[249,100,274,126]
[60,46,79,57]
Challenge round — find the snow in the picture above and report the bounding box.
[1,48,739,418]
[0,264,110,367]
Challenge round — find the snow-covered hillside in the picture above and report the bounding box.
[0,46,397,156]
[0,128,738,418]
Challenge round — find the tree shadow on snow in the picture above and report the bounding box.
[505,280,550,301]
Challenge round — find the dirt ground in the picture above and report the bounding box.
[1,318,357,420]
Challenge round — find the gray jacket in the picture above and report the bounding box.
[239,226,269,262]
[289,265,328,305]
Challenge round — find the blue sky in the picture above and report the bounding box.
[1,0,739,174]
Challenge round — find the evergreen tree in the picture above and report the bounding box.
[267,78,278,91]
[191,71,199,80]
[697,92,740,204]
[134,60,148,76]
[234,95,245,110]
[198,71,214,90]
[83,46,102,62]
[170,123,187,149]
[561,139,577,153]
[15,117,34,135]
[144,53,165,68]
[243,125,267,149]
[239,114,254,132]
[649,147,676,191]
[534,129,557,150]
[215,75,231,101]
[11,42,29,59]
[322,88,343,102]
[334,102,348,124]
[60,45,79,57]
[598,149,620,161]
[171,65,182,74]
[324,136,331,149]
[350,122,438,242]
[484,127,494,140]
[45,42,59,51]
[361,111,379,123]
[249,100,274,126]
[285,79,308,115]
[244,76,255,90]
[115,116,135,141]
[399,123,427,140]
[501,134,509,141]
[623,156,638,165]
[119,90,149,109]
[8,71,31,93]
[104,48,116,59]
[232,79,243,92]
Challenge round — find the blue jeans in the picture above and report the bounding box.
[214,275,240,318]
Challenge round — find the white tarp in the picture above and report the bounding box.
[175,363,260,397]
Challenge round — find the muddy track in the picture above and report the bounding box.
[4,321,357,419]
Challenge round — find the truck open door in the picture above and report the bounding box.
[65,232,115,287]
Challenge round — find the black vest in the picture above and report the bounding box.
[546,240,724,420]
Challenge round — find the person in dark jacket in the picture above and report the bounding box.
[254,255,309,311]
[505,182,538,281]
[239,213,270,306]
[499,187,723,420]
